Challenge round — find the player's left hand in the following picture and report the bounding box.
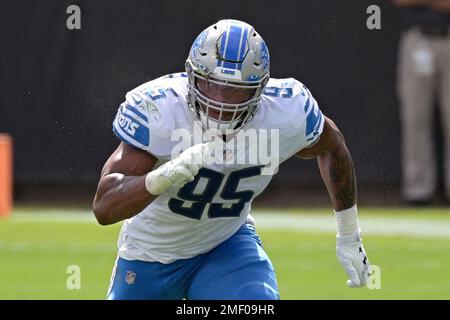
[336,231,372,288]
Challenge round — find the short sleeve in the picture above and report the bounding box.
[302,84,324,148]
[112,92,150,151]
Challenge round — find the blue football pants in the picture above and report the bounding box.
[107,223,280,300]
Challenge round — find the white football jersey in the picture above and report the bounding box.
[112,72,324,264]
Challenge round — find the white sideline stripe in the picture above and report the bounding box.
[0,243,114,252]
[253,213,450,238]
[9,212,96,223]
[6,211,450,238]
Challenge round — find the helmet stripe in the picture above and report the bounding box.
[236,26,248,70]
[225,24,242,60]
[221,23,243,69]
[218,24,233,67]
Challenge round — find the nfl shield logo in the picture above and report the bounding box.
[125,270,136,285]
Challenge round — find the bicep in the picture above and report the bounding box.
[100,142,158,177]
[296,116,344,159]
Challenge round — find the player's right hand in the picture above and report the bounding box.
[144,143,212,195]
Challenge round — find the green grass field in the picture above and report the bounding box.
[1,206,449,299]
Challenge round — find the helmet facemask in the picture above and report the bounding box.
[186,60,268,133]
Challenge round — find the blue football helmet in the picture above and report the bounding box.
[186,19,270,133]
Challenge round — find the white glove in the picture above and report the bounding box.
[335,204,372,288]
[144,143,211,195]
[336,230,372,288]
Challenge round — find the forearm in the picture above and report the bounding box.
[299,117,369,286]
[93,173,156,225]
[317,139,357,212]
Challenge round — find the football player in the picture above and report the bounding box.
[93,19,372,300]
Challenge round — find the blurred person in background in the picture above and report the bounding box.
[393,0,450,205]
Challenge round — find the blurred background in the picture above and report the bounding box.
[0,0,449,299]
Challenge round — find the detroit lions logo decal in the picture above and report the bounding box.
[259,40,270,72]
[190,30,209,59]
